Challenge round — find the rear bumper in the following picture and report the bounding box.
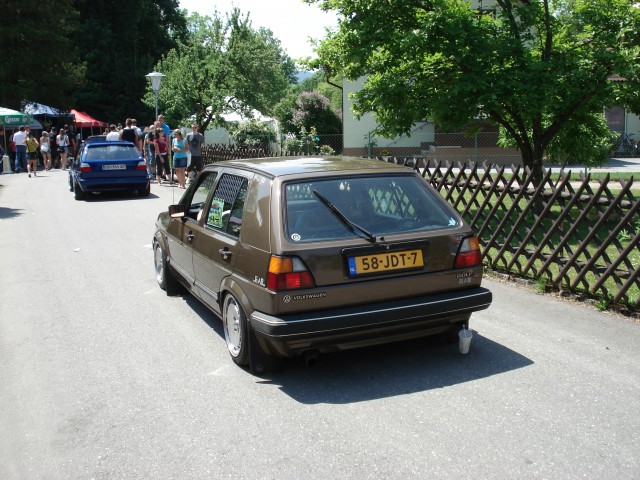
[249,287,492,357]
[77,175,149,192]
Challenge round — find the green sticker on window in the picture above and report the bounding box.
[208,198,225,227]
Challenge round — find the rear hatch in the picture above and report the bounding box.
[80,142,146,183]
[272,173,483,313]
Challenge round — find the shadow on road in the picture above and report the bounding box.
[77,191,159,202]
[261,334,533,404]
[183,295,533,404]
[0,206,24,219]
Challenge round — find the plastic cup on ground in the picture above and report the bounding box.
[459,326,473,354]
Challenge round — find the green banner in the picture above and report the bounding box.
[0,108,32,126]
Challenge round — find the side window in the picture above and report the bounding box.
[186,172,218,222]
[206,174,248,238]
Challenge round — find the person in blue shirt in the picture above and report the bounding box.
[171,129,189,189]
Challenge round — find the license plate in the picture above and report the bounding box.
[348,249,424,275]
[102,164,126,170]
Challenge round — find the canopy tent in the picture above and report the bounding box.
[70,109,108,137]
[22,101,73,131]
[23,101,65,117]
[70,109,107,128]
[0,107,33,126]
[0,107,43,153]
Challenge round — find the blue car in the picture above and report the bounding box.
[68,139,150,200]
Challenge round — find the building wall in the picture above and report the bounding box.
[343,77,435,157]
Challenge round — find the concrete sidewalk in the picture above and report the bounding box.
[554,156,640,174]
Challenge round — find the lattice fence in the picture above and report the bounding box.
[385,157,640,312]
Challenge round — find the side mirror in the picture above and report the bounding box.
[169,204,185,218]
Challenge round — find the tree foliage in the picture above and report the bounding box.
[73,0,188,124]
[147,9,296,132]
[274,72,343,135]
[310,0,640,181]
[229,119,277,150]
[0,0,84,110]
[292,91,342,134]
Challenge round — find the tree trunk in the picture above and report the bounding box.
[520,145,545,187]
[520,144,546,215]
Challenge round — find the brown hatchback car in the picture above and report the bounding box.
[154,157,491,372]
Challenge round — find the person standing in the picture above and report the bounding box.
[64,124,77,160]
[56,128,70,170]
[13,127,27,173]
[119,118,138,146]
[171,129,189,189]
[49,128,59,168]
[40,130,52,170]
[132,119,143,152]
[25,132,39,177]
[144,126,156,180]
[154,128,169,184]
[106,124,119,141]
[158,115,172,181]
[186,123,204,183]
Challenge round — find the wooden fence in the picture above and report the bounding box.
[392,158,640,313]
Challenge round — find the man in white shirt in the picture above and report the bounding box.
[12,127,27,172]
[106,124,120,141]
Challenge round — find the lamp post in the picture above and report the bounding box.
[146,71,165,120]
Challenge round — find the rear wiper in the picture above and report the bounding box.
[312,189,377,243]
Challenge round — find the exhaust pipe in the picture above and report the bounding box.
[304,350,319,367]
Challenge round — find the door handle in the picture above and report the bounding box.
[186,232,195,242]
[219,248,232,260]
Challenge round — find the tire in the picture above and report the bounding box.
[154,241,182,296]
[74,180,85,200]
[223,294,249,366]
[139,182,150,197]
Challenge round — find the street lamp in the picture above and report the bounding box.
[146,71,165,119]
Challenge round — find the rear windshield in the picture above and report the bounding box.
[86,144,138,161]
[285,174,459,242]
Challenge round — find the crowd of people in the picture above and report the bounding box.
[1,114,205,189]
[2,124,76,176]
[100,115,204,189]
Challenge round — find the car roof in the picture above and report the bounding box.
[205,156,415,178]
[85,141,136,147]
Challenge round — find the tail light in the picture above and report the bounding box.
[455,236,482,268]
[79,162,91,172]
[267,255,315,291]
[136,160,147,171]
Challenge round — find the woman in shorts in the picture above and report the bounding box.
[57,128,70,170]
[40,130,51,170]
[25,133,39,177]
[171,129,189,189]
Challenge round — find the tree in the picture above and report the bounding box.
[310,0,640,183]
[0,0,84,110]
[147,9,296,131]
[292,91,342,134]
[296,70,343,111]
[229,119,277,151]
[72,0,188,124]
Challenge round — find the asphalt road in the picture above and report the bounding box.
[1,168,639,480]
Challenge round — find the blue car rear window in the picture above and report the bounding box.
[86,145,137,161]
